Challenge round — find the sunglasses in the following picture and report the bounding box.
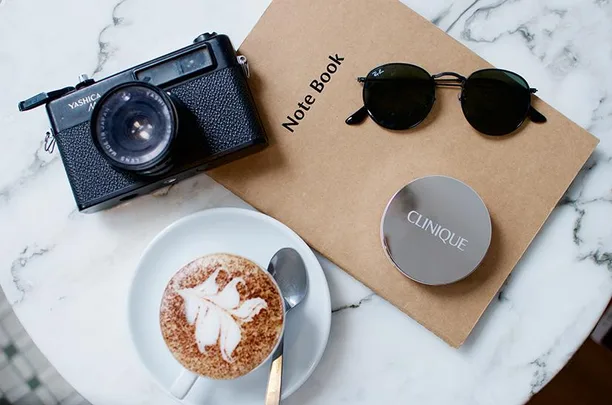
[346,63,547,136]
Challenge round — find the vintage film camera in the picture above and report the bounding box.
[19,33,267,212]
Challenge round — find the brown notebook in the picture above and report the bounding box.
[210,0,598,346]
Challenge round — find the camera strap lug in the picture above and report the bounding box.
[237,55,250,79]
[18,86,75,112]
[44,130,56,154]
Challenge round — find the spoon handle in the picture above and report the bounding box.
[265,337,284,405]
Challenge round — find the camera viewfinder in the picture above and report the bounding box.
[136,47,214,86]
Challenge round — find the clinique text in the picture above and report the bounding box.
[407,210,468,252]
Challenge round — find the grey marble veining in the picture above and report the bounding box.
[0,0,611,404]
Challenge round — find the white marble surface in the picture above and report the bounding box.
[1,0,611,404]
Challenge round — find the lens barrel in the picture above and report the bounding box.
[91,82,179,175]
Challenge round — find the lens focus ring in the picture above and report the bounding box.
[91,82,178,175]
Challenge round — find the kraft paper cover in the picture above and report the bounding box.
[210,0,599,346]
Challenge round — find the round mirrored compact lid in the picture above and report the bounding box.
[381,175,492,286]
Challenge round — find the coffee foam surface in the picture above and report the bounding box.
[160,253,284,380]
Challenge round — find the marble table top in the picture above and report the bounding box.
[1,0,611,404]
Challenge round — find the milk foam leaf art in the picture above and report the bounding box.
[177,268,268,362]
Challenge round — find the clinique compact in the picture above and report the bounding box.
[381,175,492,286]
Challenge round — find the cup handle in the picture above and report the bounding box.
[170,369,198,400]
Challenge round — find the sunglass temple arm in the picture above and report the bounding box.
[345,105,368,125]
[527,88,547,123]
[344,78,370,125]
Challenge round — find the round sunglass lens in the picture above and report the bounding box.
[363,64,435,130]
[461,69,531,136]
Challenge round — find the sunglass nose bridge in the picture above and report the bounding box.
[432,72,466,88]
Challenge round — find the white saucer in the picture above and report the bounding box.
[127,208,331,404]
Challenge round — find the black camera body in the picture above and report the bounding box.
[20,33,267,213]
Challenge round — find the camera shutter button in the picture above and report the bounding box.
[76,74,95,89]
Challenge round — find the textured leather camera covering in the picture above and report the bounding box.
[54,66,266,208]
[56,121,139,204]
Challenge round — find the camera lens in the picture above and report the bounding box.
[91,82,178,175]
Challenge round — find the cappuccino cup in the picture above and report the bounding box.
[159,253,285,399]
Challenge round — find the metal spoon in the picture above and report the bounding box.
[265,248,309,405]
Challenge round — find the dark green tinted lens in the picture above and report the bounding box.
[363,64,435,130]
[462,69,531,136]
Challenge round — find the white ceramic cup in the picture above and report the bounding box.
[164,267,286,400]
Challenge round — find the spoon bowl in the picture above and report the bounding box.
[268,247,309,312]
